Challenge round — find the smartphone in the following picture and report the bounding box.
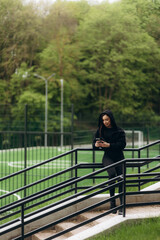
[96,138,103,142]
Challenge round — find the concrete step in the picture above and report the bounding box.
[81,210,115,224]
[3,183,160,240]
[56,221,89,236]
[32,229,66,240]
[31,211,112,240]
[31,221,89,240]
[32,229,56,240]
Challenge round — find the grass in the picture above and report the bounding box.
[0,146,159,228]
[0,146,159,214]
[89,217,160,240]
[1,146,159,195]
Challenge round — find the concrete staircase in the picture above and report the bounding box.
[31,211,115,240]
[31,205,160,240]
[30,182,160,240]
[1,182,160,240]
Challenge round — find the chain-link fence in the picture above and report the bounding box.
[0,104,160,179]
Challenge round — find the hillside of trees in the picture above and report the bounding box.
[0,0,160,131]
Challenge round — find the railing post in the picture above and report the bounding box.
[21,203,25,239]
[138,165,141,191]
[122,160,126,217]
[75,150,78,194]
[132,130,134,158]
[93,150,95,185]
[138,149,141,191]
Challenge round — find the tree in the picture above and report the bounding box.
[121,0,160,118]
[0,0,159,129]
[76,2,160,123]
[0,0,43,79]
[37,0,88,108]
[11,91,45,131]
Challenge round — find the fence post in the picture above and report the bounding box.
[122,160,126,217]
[138,165,141,191]
[21,203,25,239]
[24,104,27,198]
[138,149,141,191]
[132,130,134,159]
[93,150,95,185]
[75,149,78,194]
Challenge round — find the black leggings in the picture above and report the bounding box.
[102,154,122,201]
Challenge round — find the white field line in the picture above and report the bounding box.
[0,146,71,153]
[0,160,73,169]
[0,190,21,200]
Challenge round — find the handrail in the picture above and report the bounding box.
[1,140,159,210]
[1,140,159,239]
[0,175,121,228]
[137,140,160,150]
[12,158,160,240]
[1,156,158,202]
[22,193,124,240]
[1,162,124,235]
[0,163,78,200]
[0,148,76,181]
[22,180,123,228]
[1,140,159,182]
[13,177,120,223]
[0,161,124,214]
[1,159,159,205]
[0,130,72,135]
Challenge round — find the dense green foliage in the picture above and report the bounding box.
[0,0,160,130]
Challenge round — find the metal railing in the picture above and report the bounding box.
[1,140,159,208]
[1,164,124,238]
[1,141,160,207]
[0,140,160,239]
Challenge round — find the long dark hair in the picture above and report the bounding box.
[98,110,118,137]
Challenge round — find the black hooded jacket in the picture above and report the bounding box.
[93,110,126,162]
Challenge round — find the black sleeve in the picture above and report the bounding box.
[110,130,126,151]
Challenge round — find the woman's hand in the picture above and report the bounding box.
[95,141,101,147]
[95,140,110,148]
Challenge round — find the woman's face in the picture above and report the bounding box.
[102,114,112,128]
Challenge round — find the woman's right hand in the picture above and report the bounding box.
[95,140,110,148]
[95,141,101,147]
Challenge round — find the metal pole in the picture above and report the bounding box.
[93,150,95,185]
[21,203,25,239]
[75,150,78,194]
[60,79,63,148]
[34,73,55,147]
[122,161,126,217]
[45,79,48,147]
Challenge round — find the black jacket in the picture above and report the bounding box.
[93,110,126,162]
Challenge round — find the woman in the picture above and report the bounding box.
[93,110,126,214]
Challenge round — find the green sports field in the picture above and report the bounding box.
[0,145,159,175]
[0,145,159,207]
